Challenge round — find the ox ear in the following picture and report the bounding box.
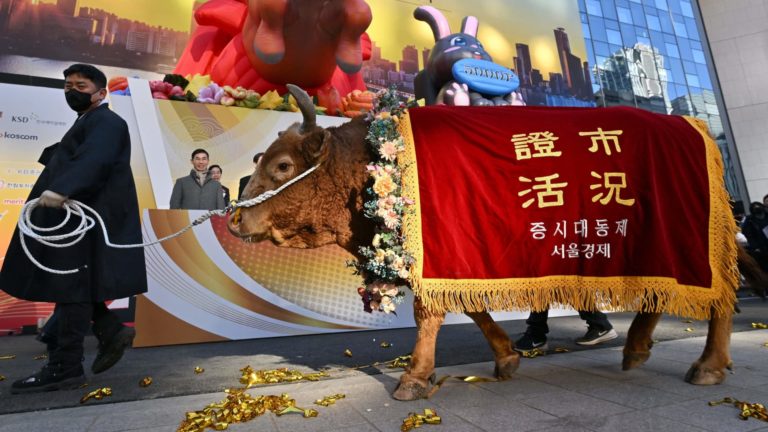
[301,129,332,164]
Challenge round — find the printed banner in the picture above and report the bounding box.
[399,105,737,319]
[0,0,592,106]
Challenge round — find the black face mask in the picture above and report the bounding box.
[65,89,99,112]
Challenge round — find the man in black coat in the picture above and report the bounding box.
[0,64,147,393]
[238,152,264,199]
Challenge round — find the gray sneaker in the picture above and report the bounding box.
[575,328,618,346]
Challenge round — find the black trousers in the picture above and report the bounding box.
[49,302,121,367]
[525,309,612,339]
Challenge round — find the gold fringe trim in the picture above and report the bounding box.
[398,112,738,320]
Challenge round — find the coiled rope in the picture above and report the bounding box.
[18,164,320,274]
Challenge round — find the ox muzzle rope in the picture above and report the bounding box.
[18,164,321,275]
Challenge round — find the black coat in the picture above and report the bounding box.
[238,175,250,200]
[0,105,147,303]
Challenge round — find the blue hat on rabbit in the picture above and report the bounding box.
[414,6,522,106]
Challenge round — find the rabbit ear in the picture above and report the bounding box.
[461,16,479,37]
[414,6,451,41]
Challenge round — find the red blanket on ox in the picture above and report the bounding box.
[398,105,737,319]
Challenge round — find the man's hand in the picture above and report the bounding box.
[38,190,68,208]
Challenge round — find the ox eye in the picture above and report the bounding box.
[277,162,289,171]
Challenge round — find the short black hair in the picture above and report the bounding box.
[253,152,264,163]
[191,148,209,159]
[63,63,107,89]
[209,164,222,173]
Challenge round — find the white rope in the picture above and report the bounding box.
[18,164,320,275]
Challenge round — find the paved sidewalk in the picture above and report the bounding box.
[1,329,767,432]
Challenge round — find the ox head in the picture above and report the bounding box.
[228,84,373,251]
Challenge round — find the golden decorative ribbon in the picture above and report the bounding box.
[752,323,768,329]
[0,355,16,360]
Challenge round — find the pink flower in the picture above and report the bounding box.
[379,140,399,161]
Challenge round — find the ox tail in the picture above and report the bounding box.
[737,245,767,298]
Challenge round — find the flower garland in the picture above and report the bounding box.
[350,89,415,314]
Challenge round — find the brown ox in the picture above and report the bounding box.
[228,85,766,401]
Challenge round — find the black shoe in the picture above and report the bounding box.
[91,325,135,374]
[575,327,618,346]
[11,363,85,394]
[514,333,548,353]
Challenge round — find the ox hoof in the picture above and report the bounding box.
[622,351,651,371]
[494,353,520,380]
[685,364,726,385]
[392,381,429,401]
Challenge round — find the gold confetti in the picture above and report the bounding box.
[178,391,318,432]
[402,409,441,431]
[682,320,693,323]
[709,397,768,422]
[194,366,204,374]
[752,323,768,329]
[239,366,329,388]
[685,328,694,332]
[314,394,345,407]
[0,375,5,381]
[763,343,768,348]
[80,387,112,404]
[0,355,16,360]
[139,377,153,387]
[554,347,570,353]
[522,348,547,358]
[33,354,47,360]
[344,349,353,357]
[427,375,498,398]
[380,341,392,348]
[389,355,412,369]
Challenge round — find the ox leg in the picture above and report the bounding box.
[622,312,661,370]
[685,307,732,385]
[392,298,445,401]
[466,311,519,380]
[253,0,288,63]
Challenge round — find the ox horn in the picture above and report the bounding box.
[286,84,316,134]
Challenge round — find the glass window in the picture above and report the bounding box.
[681,1,694,18]
[659,11,675,34]
[655,0,668,11]
[678,38,694,61]
[582,23,592,39]
[593,40,611,57]
[696,63,712,89]
[586,0,603,16]
[666,43,680,58]
[617,6,633,23]
[686,74,700,87]
[590,17,608,42]
[607,29,623,45]
[672,17,688,38]
[667,57,685,84]
[685,17,700,40]
[620,23,637,45]
[692,48,705,64]
[647,14,661,31]
[605,18,620,30]
[600,0,618,20]
[630,3,646,26]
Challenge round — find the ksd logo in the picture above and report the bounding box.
[12,116,30,123]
